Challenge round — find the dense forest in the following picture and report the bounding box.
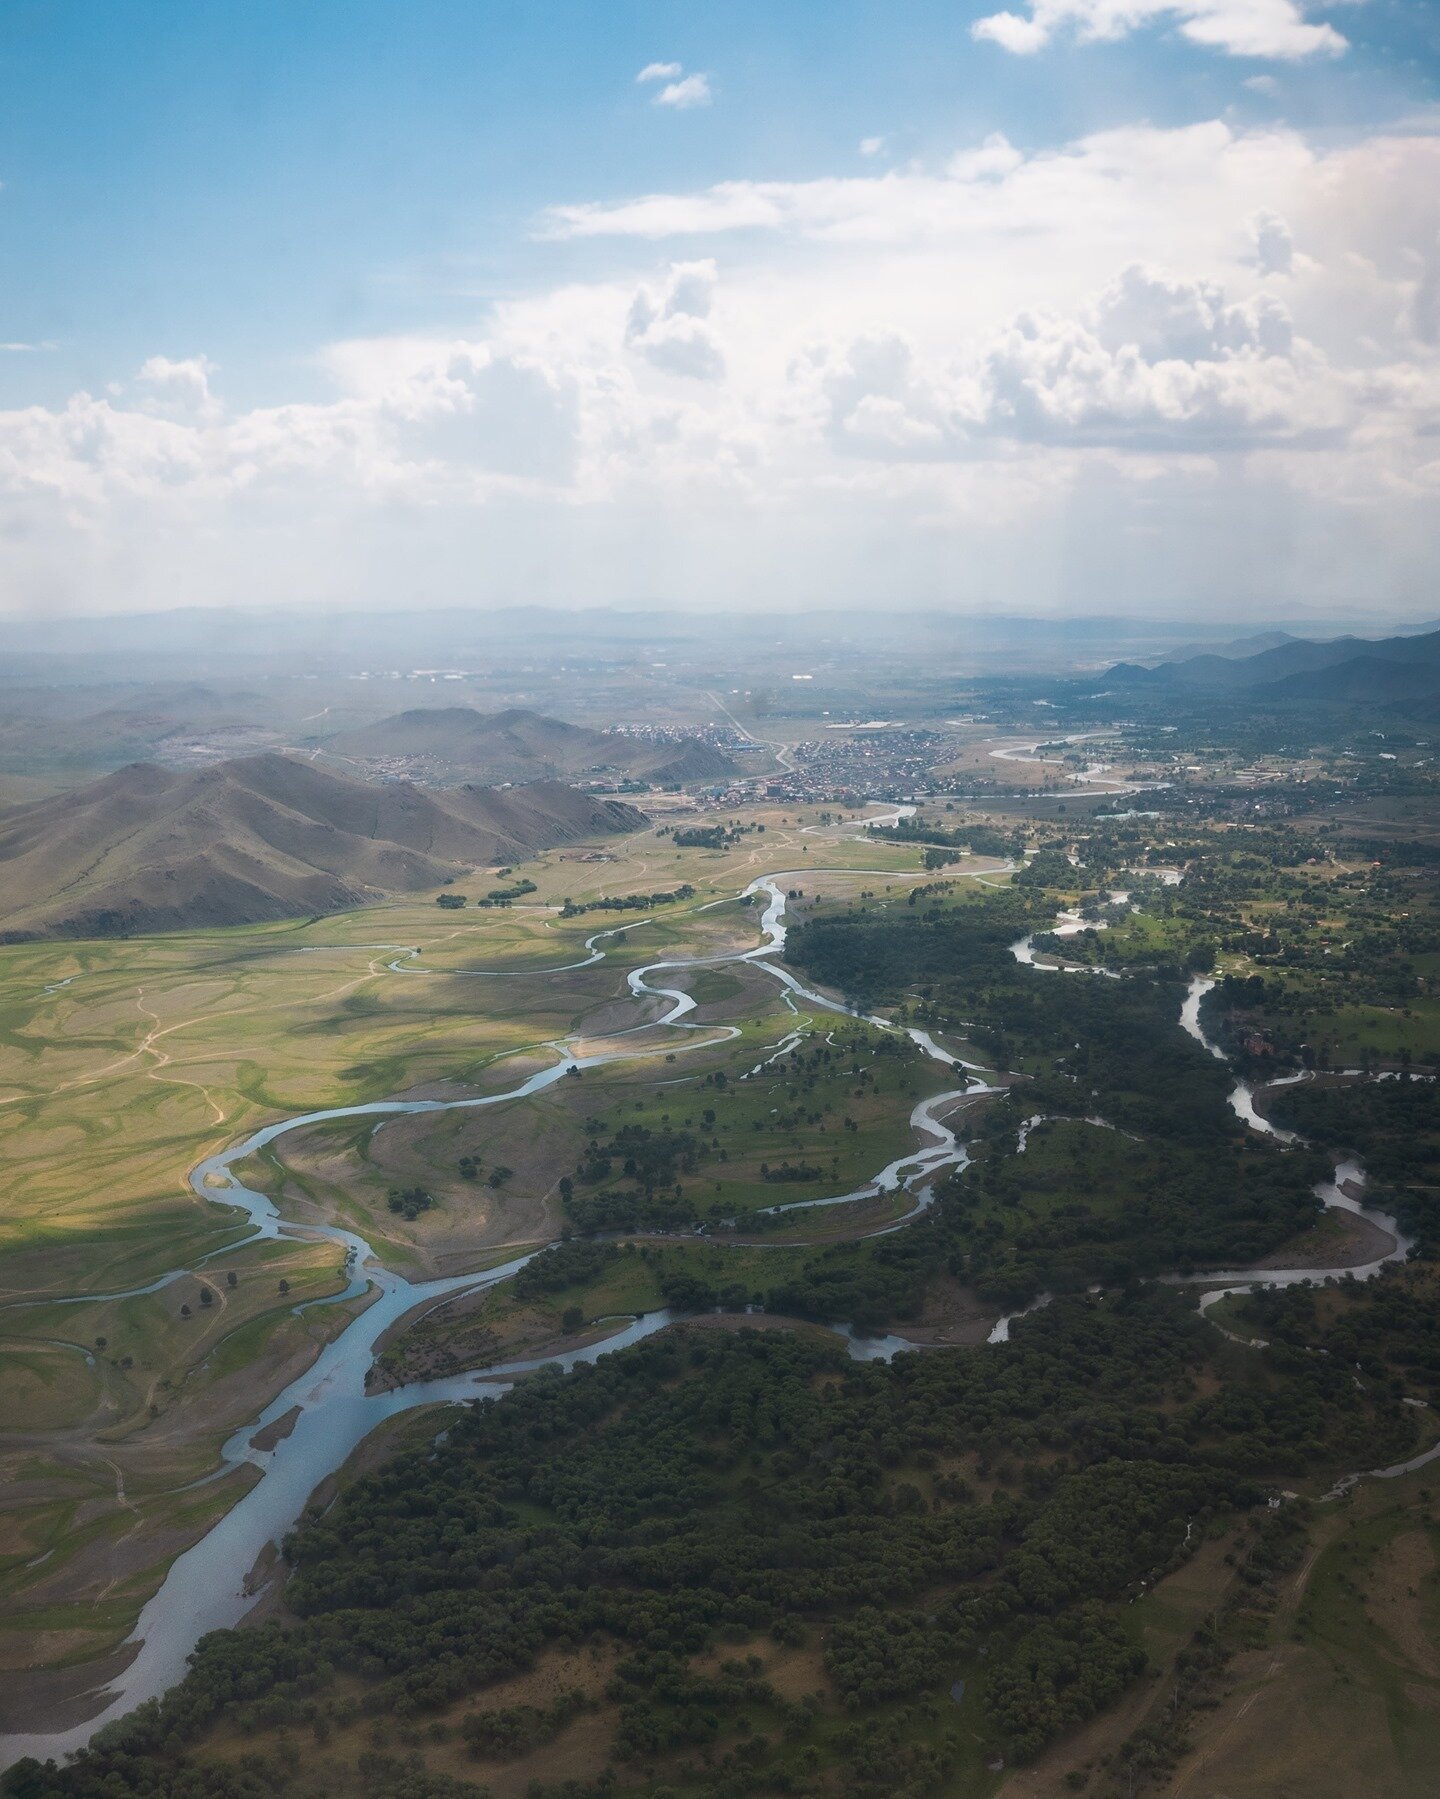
[1266,1076,1440,1254]
[785,893,1233,1139]
[7,1283,1421,1799]
[777,888,1326,1309]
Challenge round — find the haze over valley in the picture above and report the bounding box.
[1,5,1438,1798]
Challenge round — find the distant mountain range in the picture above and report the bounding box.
[0,754,645,940]
[0,691,742,792]
[3,603,1414,688]
[1150,631,1301,664]
[322,706,738,787]
[1106,627,1440,710]
[0,682,279,771]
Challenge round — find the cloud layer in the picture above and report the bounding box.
[971,0,1347,61]
[0,119,1435,613]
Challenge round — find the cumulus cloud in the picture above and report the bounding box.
[635,61,683,83]
[947,132,1026,182]
[624,260,726,379]
[653,71,712,109]
[388,352,579,482]
[817,264,1342,459]
[135,354,220,420]
[1248,208,1295,275]
[859,135,887,157]
[1092,263,1292,359]
[971,0,1347,61]
[982,295,1333,451]
[1,119,1436,614]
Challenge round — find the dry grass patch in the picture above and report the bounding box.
[1367,1529,1440,1680]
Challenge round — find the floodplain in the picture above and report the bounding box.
[0,805,966,1701]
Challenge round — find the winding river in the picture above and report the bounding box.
[2,847,1430,1767]
[1,869,992,1766]
[1174,972,1417,1294]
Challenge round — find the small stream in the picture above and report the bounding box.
[988,939,1421,1358]
[1173,973,1415,1291]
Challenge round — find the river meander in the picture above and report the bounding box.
[2,848,1431,1767]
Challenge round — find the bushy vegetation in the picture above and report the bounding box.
[782,884,1324,1306]
[870,819,1015,858]
[560,885,695,919]
[387,1186,436,1221]
[511,1239,624,1300]
[672,827,733,850]
[476,878,538,908]
[1267,1076,1440,1254]
[10,1281,1420,1799]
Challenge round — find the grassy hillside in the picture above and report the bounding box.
[324,707,737,787]
[0,756,645,939]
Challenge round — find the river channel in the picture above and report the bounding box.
[1,850,1430,1767]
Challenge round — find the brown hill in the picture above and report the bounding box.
[0,682,285,780]
[323,706,737,787]
[0,753,646,940]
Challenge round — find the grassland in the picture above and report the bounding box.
[1133,1471,1440,1799]
[988,1468,1440,1798]
[0,804,977,1695]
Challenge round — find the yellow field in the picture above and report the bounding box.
[0,805,978,1688]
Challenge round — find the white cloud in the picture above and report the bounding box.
[635,62,713,110]
[135,354,220,419]
[1248,207,1295,275]
[947,132,1025,182]
[541,120,1328,247]
[973,10,1051,52]
[387,351,580,482]
[0,120,1436,615]
[815,265,1345,459]
[972,0,1347,61]
[984,291,1336,451]
[859,135,887,157]
[1093,263,1292,359]
[624,259,727,379]
[654,72,712,110]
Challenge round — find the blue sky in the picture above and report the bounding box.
[1,0,1432,401]
[0,0,1435,615]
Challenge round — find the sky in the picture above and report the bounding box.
[0,0,1436,620]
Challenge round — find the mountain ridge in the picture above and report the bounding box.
[322,706,738,787]
[0,753,645,941]
[1105,628,1440,707]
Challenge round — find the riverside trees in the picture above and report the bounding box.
[12,1283,1419,1799]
